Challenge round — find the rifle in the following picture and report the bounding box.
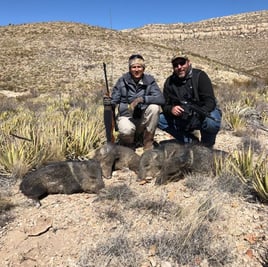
[103,62,116,143]
[180,101,220,122]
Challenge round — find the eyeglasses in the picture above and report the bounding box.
[129,54,144,61]
[172,58,187,68]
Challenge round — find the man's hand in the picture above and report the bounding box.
[171,105,184,116]
[129,97,144,111]
[103,95,112,106]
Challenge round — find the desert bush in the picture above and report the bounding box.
[0,197,15,230]
[141,191,232,266]
[223,101,246,132]
[216,172,251,197]
[240,137,262,154]
[127,198,182,220]
[252,158,268,202]
[78,232,140,267]
[97,184,135,203]
[227,147,268,202]
[0,98,105,182]
[231,77,259,90]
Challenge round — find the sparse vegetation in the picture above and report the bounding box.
[226,146,268,202]
[0,94,105,182]
[0,14,267,267]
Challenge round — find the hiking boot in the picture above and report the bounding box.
[118,136,136,150]
[143,130,155,150]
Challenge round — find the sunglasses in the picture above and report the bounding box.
[172,58,187,68]
[129,54,144,61]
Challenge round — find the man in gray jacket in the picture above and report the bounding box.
[105,54,165,150]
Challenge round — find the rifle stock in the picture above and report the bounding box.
[103,62,116,143]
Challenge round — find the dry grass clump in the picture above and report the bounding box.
[76,181,233,266]
[216,80,267,137]
[184,172,250,200]
[78,232,140,267]
[75,157,266,266]
[0,196,15,233]
[184,141,267,203]
[97,184,136,203]
[222,146,268,203]
[0,92,105,184]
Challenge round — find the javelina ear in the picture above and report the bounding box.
[99,146,108,155]
[100,143,115,155]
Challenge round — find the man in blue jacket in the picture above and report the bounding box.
[105,54,165,150]
[158,53,222,147]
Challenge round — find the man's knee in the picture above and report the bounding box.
[117,117,136,136]
[202,109,221,134]
[146,104,160,116]
[202,120,220,134]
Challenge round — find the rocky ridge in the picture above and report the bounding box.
[126,10,268,79]
[0,11,267,99]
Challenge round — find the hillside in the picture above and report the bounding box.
[126,10,268,80]
[1,11,267,98]
[0,11,267,267]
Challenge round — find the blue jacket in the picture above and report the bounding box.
[111,72,165,117]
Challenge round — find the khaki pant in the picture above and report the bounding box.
[117,104,160,144]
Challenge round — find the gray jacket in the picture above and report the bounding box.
[111,72,165,117]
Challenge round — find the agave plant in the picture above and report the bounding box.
[252,158,268,202]
[228,146,268,202]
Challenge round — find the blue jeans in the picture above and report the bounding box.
[158,108,222,147]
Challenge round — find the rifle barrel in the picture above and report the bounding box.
[103,62,109,95]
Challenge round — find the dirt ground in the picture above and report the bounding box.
[0,129,267,267]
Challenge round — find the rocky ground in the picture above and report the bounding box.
[0,128,267,267]
[0,12,267,266]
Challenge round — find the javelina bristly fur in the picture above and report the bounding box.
[20,159,104,203]
[93,143,140,179]
[138,142,226,185]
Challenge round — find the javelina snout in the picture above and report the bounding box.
[138,147,164,181]
[93,143,140,179]
[20,159,104,202]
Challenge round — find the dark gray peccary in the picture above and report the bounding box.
[138,142,225,185]
[92,143,140,179]
[138,142,193,185]
[20,159,104,203]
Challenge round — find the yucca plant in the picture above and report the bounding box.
[224,110,246,132]
[228,146,268,202]
[252,158,268,202]
[0,100,105,179]
[228,146,255,184]
[0,138,50,179]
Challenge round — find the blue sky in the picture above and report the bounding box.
[1,0,267,30]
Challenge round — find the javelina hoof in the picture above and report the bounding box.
[93,143,140,179]
[20,159,104,203]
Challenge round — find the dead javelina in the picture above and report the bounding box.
[92,143,140,179]
[20,159,104,204]
[138,142,192,185]
[139,142,226,185]
[188,145,229,174]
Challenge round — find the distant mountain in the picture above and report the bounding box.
[0,10,267,96]
[126,11,268,80]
